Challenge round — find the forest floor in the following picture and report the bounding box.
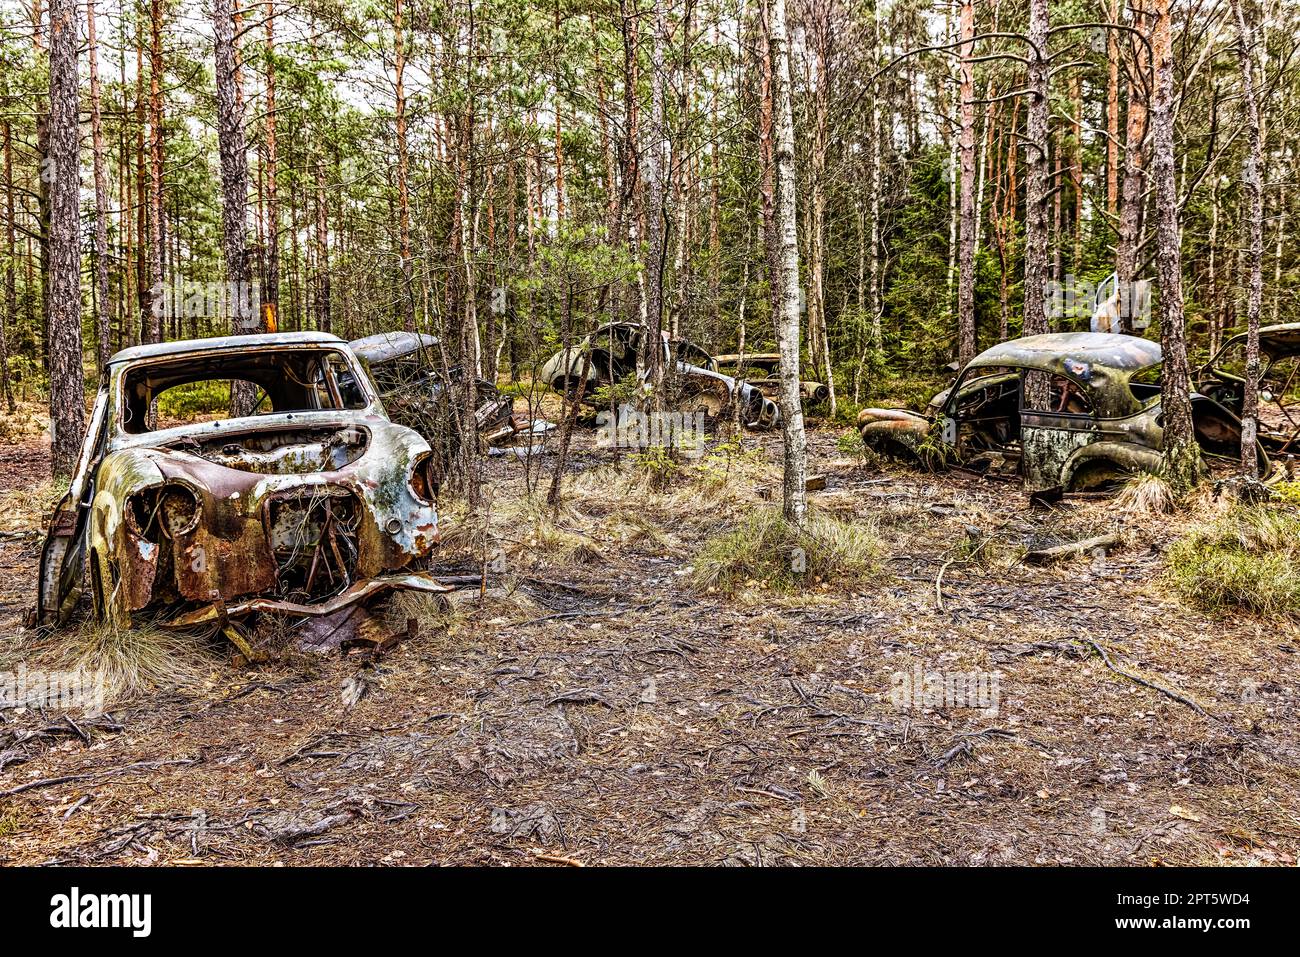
[1,405,1298,866]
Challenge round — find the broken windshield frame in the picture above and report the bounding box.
[114,346,377,437]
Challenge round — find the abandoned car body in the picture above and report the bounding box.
[857,332,1272,492]
[37,332,446,629]
[1195,323,1300,457]
[538,322,780,429]
[348,331,516,447]
[712,353,831,408]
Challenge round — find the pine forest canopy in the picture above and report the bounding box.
[0,0,1297,480]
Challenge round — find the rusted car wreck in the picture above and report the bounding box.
[347,331,517,448]
[712,353,831,409]
[37,332,448,631]
[538,321,780,429]
[858,331,1281,493]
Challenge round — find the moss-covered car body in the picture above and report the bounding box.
[711,353,830,409]
[538,321,780,429]
[858,332,1271,493]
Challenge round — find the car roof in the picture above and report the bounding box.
[1214,322,1300,360]
[349,331,440,364]
[968,332,1162,374]
[108,331,347,366]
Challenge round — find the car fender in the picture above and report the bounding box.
[857,409,934,462]
[1061,440,1162,489]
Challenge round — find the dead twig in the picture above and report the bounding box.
[1079,638,1211,719]
[1023,532,1120,565]
[0,756,200,798]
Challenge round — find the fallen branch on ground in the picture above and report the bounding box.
[1079,638,1211,718]
[1023,532,1120,565]
[0,757,200,798]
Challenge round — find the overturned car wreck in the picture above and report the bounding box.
[858,331,1284,493]
[37,332,448,631]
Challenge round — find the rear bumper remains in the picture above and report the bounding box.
[163,570,455,628]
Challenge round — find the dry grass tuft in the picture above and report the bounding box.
[43,619,214,706]
[1117,472,1176,516]
[692,506,883,594]
[372,589,459,636]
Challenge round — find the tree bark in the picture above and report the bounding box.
[1151,0,1198,490]
[1232,0,1262,480]
[1,110,16,412]
[957,0,976,365]
[87,0,111,370]
[263,1,280,330]
[47,0,86,477]
[1022,0,1049,340]
[1106,0,1120,217]
[619,0,643,329]
[215,0,257,416]
[769,0,808,528]
[394,0,415,332]
[147,0,164,343]
[645,0,668,397]
[1115,0,1148,324]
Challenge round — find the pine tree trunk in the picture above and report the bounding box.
[769,0,807,528]
[1116,1,1148,324]
[394,0,415,332]
[1151,0,1198,490]
[215,0,257,415]
[1,112,16,412]
[1022,0,1050,341]
[263,1,279,330]
[87,0,111,370]
[147,0,164,343]
[315,160,331,333]
[957,0,976,365]
[47,0,86,477]
[645,0,668,397]
[619,0,643,329]
[1232,0,1262,481]
[1106,0,1120,217]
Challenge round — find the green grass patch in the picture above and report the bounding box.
[692,506,883,594]
[154,379,232,419]
[1165,505,1300,615]
[0,808,22,838]
[1272,481,1300,507]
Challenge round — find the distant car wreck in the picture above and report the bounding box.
[538,321,780,430]
[858,331,1283,493]
[348,332,515,445]
[36,332,448,631]
[347,331,552,478]
[712,353,831,409]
